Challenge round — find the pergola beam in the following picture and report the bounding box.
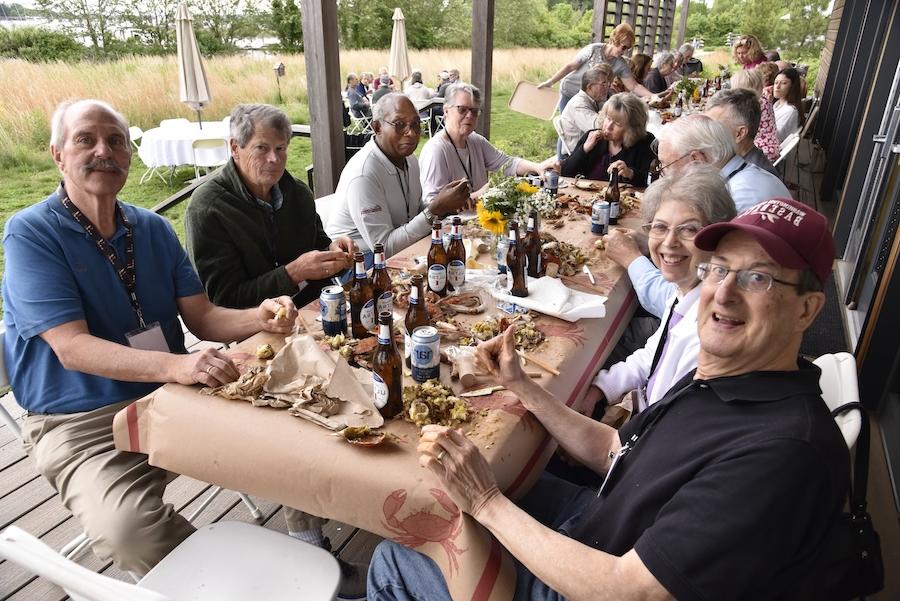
[471,0,495,138]
[676,0,689,48]
[300,0,344,197]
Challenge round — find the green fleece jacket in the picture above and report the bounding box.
[185,159,332,309]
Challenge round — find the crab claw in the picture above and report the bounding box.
[430,488,460,517]
[383,489,407,522]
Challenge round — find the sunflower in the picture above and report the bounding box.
[516,181,540,195]
[476,201,507,235]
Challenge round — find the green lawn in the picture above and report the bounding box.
[0,91,553,285]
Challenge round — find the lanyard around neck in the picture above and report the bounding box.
[726,160,749,181]
[445,133,473,183]
[59,188,146,328]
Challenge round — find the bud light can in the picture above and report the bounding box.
[591,200,610,235]
[411,326,440,383]
[320,285,347,336]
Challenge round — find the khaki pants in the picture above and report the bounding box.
[22,400,326,575]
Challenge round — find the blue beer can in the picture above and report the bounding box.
[591,200,610,235]
[411,326,440,383]
[320,285,347,336]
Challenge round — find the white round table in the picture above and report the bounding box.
[138,121,230,168]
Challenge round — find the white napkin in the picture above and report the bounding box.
[491,276,606,322]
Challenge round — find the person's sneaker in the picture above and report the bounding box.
[322,537,368,600]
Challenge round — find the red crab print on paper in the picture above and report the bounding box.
[536,320,586,347]
[467,390,529,419]
[382,488,466,575]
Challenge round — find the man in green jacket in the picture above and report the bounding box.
[186,103,355,311]
[185,104,365,600]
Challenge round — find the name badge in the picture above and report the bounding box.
[126,321,171,353]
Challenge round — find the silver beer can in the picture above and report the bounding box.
[591,200,610,235]
[411,326,440,383]
[320,285,347,336]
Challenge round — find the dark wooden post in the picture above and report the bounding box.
[471,0,494,138]
[592,0,607,42]
[676,0,689,48]
[300,0,344,197]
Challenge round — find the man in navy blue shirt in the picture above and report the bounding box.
[2,99,296,576]
[369,198,849,601]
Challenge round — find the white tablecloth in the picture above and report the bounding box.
[138,121,230,168]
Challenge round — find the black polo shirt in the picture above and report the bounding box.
[569,360,850,601]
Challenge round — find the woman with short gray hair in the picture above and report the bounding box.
[588,162,736,411]
[644,52,675,94]
[561,92,656,183]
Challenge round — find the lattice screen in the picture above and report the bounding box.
[596,0,678,54]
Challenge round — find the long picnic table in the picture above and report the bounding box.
[112,178,640,601]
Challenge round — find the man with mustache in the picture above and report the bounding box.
[186,104,355,310]
[369,198,850,601]
[2,99,296,577]
[326,93,470,260]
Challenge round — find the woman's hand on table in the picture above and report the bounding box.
[475,326,527,389]
[608,161,633,181]
[418,425,502,519]
[603,227,643,268]
[174,347,240,387]
[257,296,297,334]
[582,129,605,153]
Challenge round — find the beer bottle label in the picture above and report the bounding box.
[409,285,419,304]
[448,260,465,288]
[428,264,447,292]
[377,291,393,316]
[404,333,412,359]
[360,299,376,330]
[374,252,385,268]
[372,372,388,408]
[610,202,619,219]
[355,260,367,278]
[527,217,535,232]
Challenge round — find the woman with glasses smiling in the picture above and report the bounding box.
[538,23,653,111]
[419,83,555,204]
[585,164,736,414]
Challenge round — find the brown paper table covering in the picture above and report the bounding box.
[113,179,640,601]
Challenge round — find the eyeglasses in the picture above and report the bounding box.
[382,119,421,135]
[449,105,482,117]
[642,221,703,240]
[697,262,801,293]
[651,153,692,177]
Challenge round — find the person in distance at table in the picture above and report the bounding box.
[368,196,847,601]
[730,68,780,162]
[705,88,779,176]
[773,67,805,142]
[677,43,703,77]
[2,99,297,579]
[617,114,788,317]
[418,82,555,204]
[345,73,371,119]
[560,92,656,184]
[326,93,471,262]
[643,52,675,95]
[629,53,652,88]
[732,33,767,70]
[538,22,654,110]
[186,103,355,310]
[556,65,612,160]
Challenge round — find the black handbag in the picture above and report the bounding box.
[815,402,884,601]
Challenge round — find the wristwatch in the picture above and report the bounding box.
[422,205,436,221]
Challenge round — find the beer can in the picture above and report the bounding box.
[544,169,559,195]
[591,200,610,235]
[496,236,510,274]
[411,326,440,383]
[320,285,347,336]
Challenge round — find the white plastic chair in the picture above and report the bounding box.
[314,193,336,228]
[814,352,862,450]
[159,118,190,128]
[552,115,572,156]
[128,126,143,153]
[0,522,340,601]
[344,98,374,135]
[773,131,801,172]
[191,137,229,179]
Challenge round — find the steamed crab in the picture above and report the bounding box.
[382,488,465,575]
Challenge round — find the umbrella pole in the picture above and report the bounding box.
[197,109,203,129]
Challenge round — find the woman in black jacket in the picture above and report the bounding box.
[561,92,656,185]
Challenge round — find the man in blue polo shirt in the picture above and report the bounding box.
[369,198,849,601]
[2,99,297,577]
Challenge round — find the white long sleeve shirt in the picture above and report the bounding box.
[593,285,702,408]
[325,139,431,258]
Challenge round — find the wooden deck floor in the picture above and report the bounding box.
[0,331,383,600]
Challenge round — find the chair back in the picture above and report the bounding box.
[191,138,229,170]
[773,132,800,168]
[159,118,190,128]
[813,352,862,450]
[799,104,819,140]
[128,126,143,152]
[314,193,335,227]
[552,115,571,156]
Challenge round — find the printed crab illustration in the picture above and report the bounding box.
[382,488,466,575]
[536,320,587,347]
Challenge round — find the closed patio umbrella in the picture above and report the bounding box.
[388,7,410,84]
[176,2,211,127]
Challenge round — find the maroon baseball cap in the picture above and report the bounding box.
[694,197,835,285]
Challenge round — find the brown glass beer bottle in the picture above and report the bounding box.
[446,216,466,292]
[523,211,542,278]
[370,243,393,316]
[606,168,621,226]
[506,220,528,297]
[371,311,403,419]
[427,219,448,297]
[404,274,431,368]
[349,251,375,338]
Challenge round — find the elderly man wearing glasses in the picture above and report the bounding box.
[326,93,471,261]
[418,82,555,204]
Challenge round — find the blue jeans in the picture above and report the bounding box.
[367,473,595,601]
[557,93,574,112]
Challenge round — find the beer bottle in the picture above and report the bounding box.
[349,251,375,338]
[370,243,393,317]
[506,220,528,297]
[404,274,431,368]
[371,311,403,419]
[674,93,684,118]
[715,76,722,91]
[523,211,543,278]
[427,219,448,297]
[446,216,466,292]
[606,168,621,226]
